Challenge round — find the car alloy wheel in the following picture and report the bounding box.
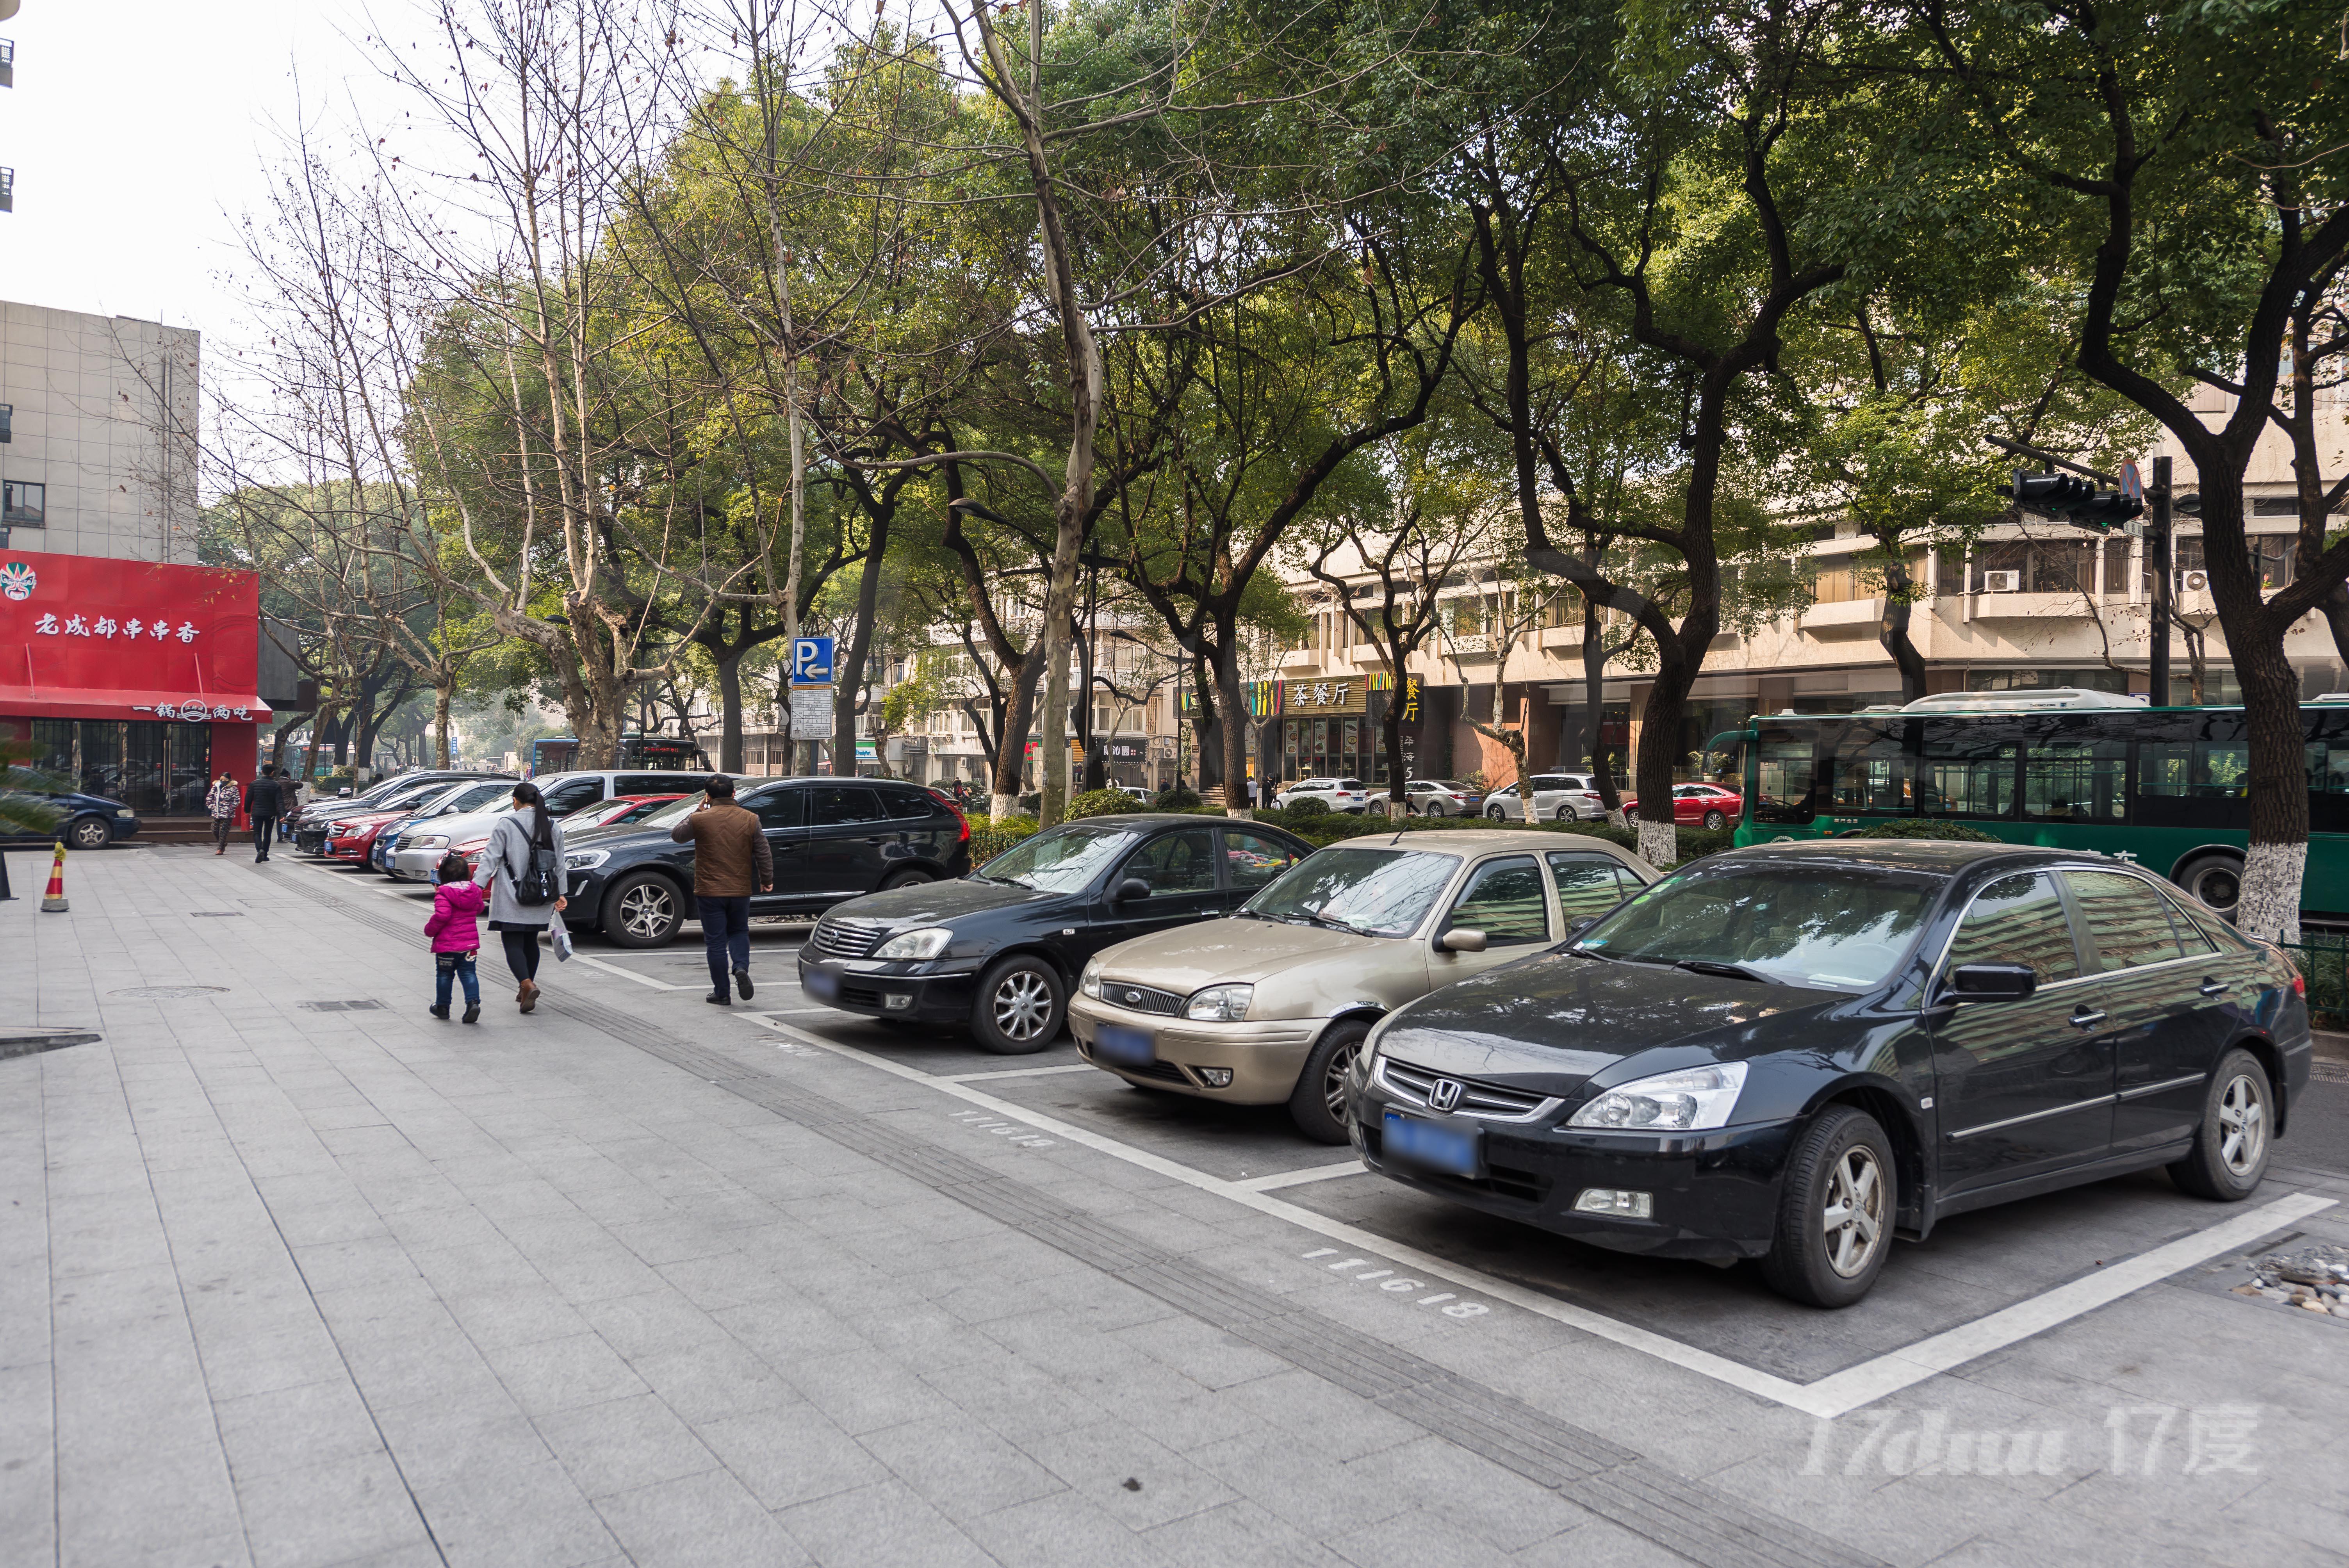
[1761,1105,1895,1307]
[1554,805,1578,823]
[1288,1019,1371,1144]
[1820,1145,1885,1279]
[993,971,1052,1040]
[1702,809,1727,830]
[973,955,1062,1055]
[2171,1048,2272,1199]
[603,873,682,948]
[1486,805,1506,820]
[68,816,109,851]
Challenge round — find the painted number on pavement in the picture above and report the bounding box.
[949,1108,1056,1149]
[1303,1249,1490,1319]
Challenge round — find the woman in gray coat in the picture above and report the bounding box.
[474,781,567,1013]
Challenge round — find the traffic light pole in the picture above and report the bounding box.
[2148,456,2172,707]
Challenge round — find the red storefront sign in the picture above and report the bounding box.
[0,549,271,722]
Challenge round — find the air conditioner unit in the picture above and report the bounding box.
[2177,569,2211,594]
[1979,570,2021,593]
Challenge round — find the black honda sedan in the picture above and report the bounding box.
[1349,841,2311,1306]
[797,814,1315,1053]
[562,778,972,946]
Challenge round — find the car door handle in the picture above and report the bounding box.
[2068,1009,2107,1030]
[2199,978,2231,996]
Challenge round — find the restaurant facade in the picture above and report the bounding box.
[0,549,271,816]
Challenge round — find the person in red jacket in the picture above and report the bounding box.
[425,852,488,1023]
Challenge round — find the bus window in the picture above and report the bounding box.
[2023,736,2126,821]
[1753,729,1819,824]
[2138,741,2248,798]
[1829,722,1915,815]
[1919,720,2016,818]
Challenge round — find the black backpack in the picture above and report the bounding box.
[510,810,562,906]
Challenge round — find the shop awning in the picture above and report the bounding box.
[0,684,273,722]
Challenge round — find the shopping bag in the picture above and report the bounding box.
[549,907,574,962]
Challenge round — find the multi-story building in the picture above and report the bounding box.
[1276,396,2349,796]
[0,298,273,819]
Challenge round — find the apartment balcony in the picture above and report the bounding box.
[1800,598,1882,639]
[1967,590,2104,622]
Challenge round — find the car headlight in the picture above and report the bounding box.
[1080,957,1103,998]
[413,835,449,850]
[1185,983,1253,1022]
[563,849,609,870]
[114,807,136,817]
[1567,1062,1748,1132]
[873,927,952,961]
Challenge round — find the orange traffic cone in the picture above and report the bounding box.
[40,841,68,913]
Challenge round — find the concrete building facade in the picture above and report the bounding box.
[0,300,201,564]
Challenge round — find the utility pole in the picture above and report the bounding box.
[2148,456,2173,707]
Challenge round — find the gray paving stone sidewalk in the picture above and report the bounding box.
[4,844,2347,1568]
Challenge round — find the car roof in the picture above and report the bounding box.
[1710,839,2071,873]
[1330,827,1653,870]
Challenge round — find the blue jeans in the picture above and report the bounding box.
[697,896,750,993]
[435,950,480,1010]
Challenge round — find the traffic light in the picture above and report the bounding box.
[2011,470,2141,532]
[2013,471,2091,514]
[2066,491,2144,533]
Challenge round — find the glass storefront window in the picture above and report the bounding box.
[12,720,210,813]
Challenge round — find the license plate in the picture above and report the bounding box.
[803,969,839,1001]
[1094,1023,1157,1067]
[1383,1110,1481,1177]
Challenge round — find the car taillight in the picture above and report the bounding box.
[2293,972,2308,996]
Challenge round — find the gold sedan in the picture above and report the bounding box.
[1069,829,1656,1141]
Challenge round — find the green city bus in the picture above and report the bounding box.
[1710,690,2349,921]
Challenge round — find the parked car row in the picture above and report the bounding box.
[794,821,2310,1308]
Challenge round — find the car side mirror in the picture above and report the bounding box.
[1563,915,1599,936]
[1114,877,1151,903]
[1948,963,2036,1001]
[1438,927,1488,953]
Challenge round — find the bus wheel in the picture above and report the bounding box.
[2176,854,2243,921]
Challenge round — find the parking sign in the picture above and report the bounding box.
[789,635,835,688]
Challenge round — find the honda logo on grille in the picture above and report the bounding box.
[1427,1078,1463,1113]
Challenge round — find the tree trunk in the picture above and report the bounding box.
[1215,624,1252,819]
[990,655,1043,820]
[836,544,889,782]
[1633,637,1700,869]
[1188,648,1222,797]
[1581,600,1625,826]
[1381,661,1410,818]
[2318,583,2349,673]
[1878,557,1928,704]
[433,680,454,768]
[715,648,745,773]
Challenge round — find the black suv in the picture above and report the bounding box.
[561,778,972,946]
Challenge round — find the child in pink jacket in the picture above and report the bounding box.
[426,852,488,1023]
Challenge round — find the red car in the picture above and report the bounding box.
[1620,782,1744,830]
[322,810,408,864]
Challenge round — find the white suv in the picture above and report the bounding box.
[1275,777,1371,813]
[1484,773,1610,822]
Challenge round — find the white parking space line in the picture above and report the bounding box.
[732,1013,2340,1418]
[1800,1189,2339,1417]
[940,1064,1100,1083]
[1237,1160,1369,1192]
[564,953,690,991]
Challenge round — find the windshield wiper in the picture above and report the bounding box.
[1673,959,1778,985]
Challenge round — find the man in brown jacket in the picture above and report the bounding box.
[670,774,775,1006]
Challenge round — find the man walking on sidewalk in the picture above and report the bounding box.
[244,764,285,862]
[206,772,241,855]
[669,775,773,1006]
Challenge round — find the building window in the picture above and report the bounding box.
[1811,554,1861,603]
[2,480,41,526]
[2163,536,2296,591]
[2251,498,2299,517]
[1975,538,2094,594]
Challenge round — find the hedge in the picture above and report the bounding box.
[1066,788,1145,820]
[1850,819,2003,843]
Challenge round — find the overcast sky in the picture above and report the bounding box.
[0,0,398,344]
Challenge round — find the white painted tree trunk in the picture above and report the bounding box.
[989,791,1018,822]
[1636,818,1677,871]
[2238,841,2305,944]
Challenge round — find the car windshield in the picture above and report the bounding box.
[1240,848,1461,938]
[976,823,1139,892]
[1571,861,1944,990]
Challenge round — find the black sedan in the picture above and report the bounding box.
[1348,841,2311,1306]
[563,777,972,946]
[0,785,139,850]
[797,814,1315,1053]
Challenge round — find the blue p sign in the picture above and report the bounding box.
[790,636,835,687]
